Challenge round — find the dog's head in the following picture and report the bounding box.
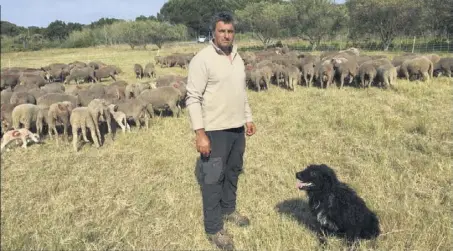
[296,164,339,191]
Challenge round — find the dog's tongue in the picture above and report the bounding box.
[296,180,305,189]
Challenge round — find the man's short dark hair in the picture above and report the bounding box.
[210,11,236,32]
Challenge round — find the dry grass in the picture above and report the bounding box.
[1,43,452,251]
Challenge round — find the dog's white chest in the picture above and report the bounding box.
[316,210,338,231]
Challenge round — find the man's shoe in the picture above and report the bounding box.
[207,229,235,250]
[223,211,250,227]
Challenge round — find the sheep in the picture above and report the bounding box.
[36,93,80,109]
[47,101,73,142]
[11,103,41,130]
[144,63,156,78]
[331,57,359,88]
[107,104,130,133]
[376,64,397,89]
[134,64,144,79]
[94,66,117,82]
[87,99,113,141]
[138,85,182,118]
[284,65,301,91]
[1,103,16,133]
[1,89,13,105]
[113,99,151,129]
[70,107,101,152]
[41,82,65,93]
[10,92,36,106]
[64,67,96,84]
[357,61,377,88]
[400,56,433,81]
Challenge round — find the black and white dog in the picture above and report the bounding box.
[296,164,381,247]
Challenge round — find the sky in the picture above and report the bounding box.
[1,0,346,28]
[0,0,168,28]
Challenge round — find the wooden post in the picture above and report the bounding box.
[412,36,416,53]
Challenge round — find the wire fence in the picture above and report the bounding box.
[232,34,453,54]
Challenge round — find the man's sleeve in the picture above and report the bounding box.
[244,85,253,123]
[185,54,208,131]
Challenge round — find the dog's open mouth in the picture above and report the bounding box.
[296,180,313,189]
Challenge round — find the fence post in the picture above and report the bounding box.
[411,36,416,53]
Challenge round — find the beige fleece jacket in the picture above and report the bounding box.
[185,40,253,131]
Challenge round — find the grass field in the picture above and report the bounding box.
[1,42,452,250]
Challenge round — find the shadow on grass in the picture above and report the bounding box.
[275,198,320,233]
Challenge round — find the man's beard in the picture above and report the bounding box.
[218,44,232,54]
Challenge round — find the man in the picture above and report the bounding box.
[185,11,256,250]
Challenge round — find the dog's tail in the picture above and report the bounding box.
[361,213,381,239]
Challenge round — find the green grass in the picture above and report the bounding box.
[1,43,452,250]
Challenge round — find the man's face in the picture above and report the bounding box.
[214,21,235,49]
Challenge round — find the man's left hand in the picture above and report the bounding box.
[245,122,256,136]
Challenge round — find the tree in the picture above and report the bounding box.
[289,0,349,50]
[1,21,25,36]
[45,20,69,41]
[346,0,424,51]
[235,2,290,48]
[423,0,453,36]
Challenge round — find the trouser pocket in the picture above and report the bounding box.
[201,157,224,185]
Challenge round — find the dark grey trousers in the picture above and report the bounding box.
[196,126,246,234]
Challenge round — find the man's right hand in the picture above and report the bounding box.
[195,129,211,157]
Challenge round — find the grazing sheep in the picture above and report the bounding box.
[113,99,151,129]
[315,60,335,89]
[70,107,101,152]
[357,61,377,88]
[1,103,16,132]
[10,92,36,106]
[18,75,47,87]
[144,63,156,78]
[1,89,13,105]
[376,64,397,89]
[64,67,96,84]
[433,57,453,77]
[138,85,182,117]
[47,101,73,142]
[87,99,113,140]
[107,104,130,133]
[284,65,301,91]
[94,66,117,82]
[11,103,41,130]
[134,64,144,79]
[36,93,80,109]
[400,56,433,81]
[331,57,359,88]
[41,82,65,93]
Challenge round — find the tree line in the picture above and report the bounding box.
[1,0,452,52]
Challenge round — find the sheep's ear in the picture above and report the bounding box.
[172,82,180,88]
[58,103,64,110]
[114,105,118,112]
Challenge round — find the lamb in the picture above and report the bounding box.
[107,104,130,133]
[94,66,117,82]
[70,107,101,152]
[138,85,182,117]
[11,103,41,130]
